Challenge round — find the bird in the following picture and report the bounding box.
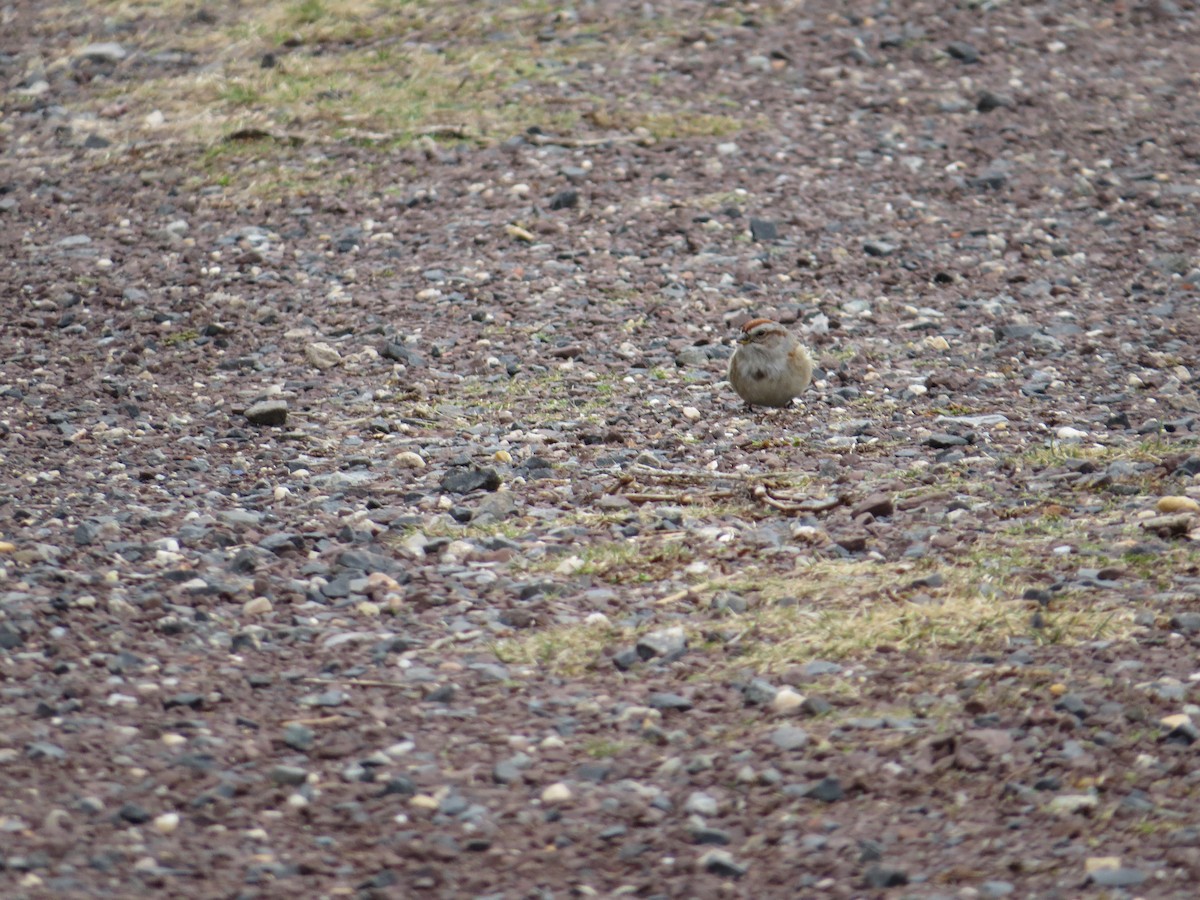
[727,318,813,409]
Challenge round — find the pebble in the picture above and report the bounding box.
[244,400,288,426]
[699,849,747,878]
[305,342,342,370]
[771,687,806,715]
[684,791,719,816]
[1087,868,1146,887]
[1158,496,1200,514]
[1046,794,1098,815]
[648,692,693,711]
[441,466,501,494]
[76,42,127,62]
[946,41,980,63]
[153,812,180,834]
[863,239,897,257]
[863,865,909,888]
[541,782,572,803]
[270,766,309,786]
[750,218,778,241]
[636,626,687,660]
[851,493,894,519]
[769,726,809,751]
[242,597,273,616]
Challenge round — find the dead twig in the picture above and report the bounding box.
[656,579,723,605]
[619,490,736,504]
[298,677,410,689]
[629,464,812,483]
[280,715,351,727]
[527,132,644,148]
[752,485,845,516]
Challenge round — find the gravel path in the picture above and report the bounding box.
[3,1,1200,897]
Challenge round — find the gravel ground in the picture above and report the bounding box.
[4,1,1200,897]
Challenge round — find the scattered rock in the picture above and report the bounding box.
[441,466,501,494]
[305,342,342,370]
[749,218,778,241]
[637,626,687,661]
[244,400,288,426]
[769,726,809,751]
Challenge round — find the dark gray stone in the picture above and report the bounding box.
[244,400,288,426]
[864,865,909,888]
[749,218,778,241]
[549,189,579,210]
[1087,868,1146,888]
[946,41,979,63]
[441,466,502,494]
[769,726,809,751]
[863,240,897,257]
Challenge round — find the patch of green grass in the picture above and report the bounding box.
[58,0,780,199]
[584,738,626,759]
[576,538,695,585]
[286,0,328,27]
[492,620,618,675]
[220,82,262,106]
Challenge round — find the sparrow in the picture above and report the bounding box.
[727,318,813,408]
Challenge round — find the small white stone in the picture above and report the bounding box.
[145,109,165,128]
[305,342,342,370]
[541,782,573,803]
[907,383,928,395]
[923,335,950,351]
[243,596,273,616]
[1056,426,1088,440]
[771,687,807,715]
[682,406,701,421]
[153,812,180,834]
[555,555,584,575]
[394,451,426,469]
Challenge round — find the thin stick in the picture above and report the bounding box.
[281,715,351,727]
[298,677,410,689]
[656,579,722,606]
[629,464,812,483]
[528,133,644,148]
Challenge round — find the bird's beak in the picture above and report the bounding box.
[737,335,750,344]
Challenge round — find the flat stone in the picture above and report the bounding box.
[648,692,693,711]
[769,726,809,751]
[270,765,309,786]
[851,493,894,519]
[1087,868,1146,888]
[244,400,288,426]
[749,218,778,241]
[864,865,909,888]
[441,466,501,494]
[636,626,687,660]
[699,849,747,878]
[76,42,127,62]
[863,239,897,257]
[946,41,980,63]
